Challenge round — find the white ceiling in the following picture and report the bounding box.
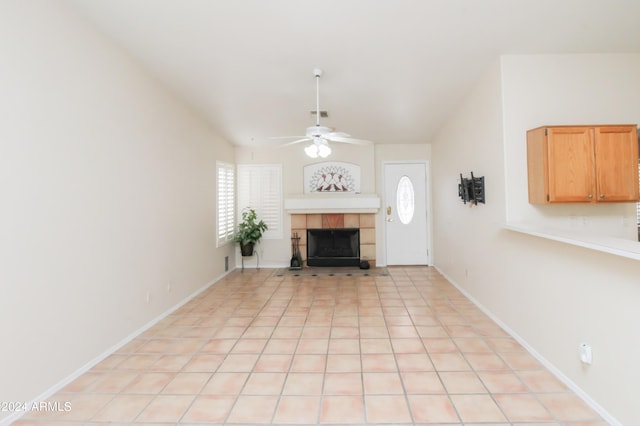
[65,0,640,147]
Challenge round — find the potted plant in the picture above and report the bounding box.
[233,207,268,256]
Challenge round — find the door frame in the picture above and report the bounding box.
[381,160,432,266]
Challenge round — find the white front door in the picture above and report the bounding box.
[384,162,430,265]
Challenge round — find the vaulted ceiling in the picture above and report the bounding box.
[65,0,640,147]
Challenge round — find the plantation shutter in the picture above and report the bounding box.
[217,161,235,246]
[237,164,282,240]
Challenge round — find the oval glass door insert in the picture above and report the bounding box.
[396,175,415,225]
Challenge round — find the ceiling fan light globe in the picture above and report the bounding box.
[318,144,331,158]
[305,144,319,158]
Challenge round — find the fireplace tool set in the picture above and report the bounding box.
[289,232,303,270]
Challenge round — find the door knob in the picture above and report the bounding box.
[386,206,393,222]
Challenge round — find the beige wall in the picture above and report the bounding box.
[0,2,235,418]
[432,55,640,425]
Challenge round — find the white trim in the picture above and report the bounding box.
[235,260,289,269]
[504,223,640,261]
[284,193,380,214]
[434,266,622,426]
[0,270,233,426]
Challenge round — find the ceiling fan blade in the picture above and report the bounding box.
[279,138,312,147]
[269,135,306,140]
[326,135,373,145]
[274,70,369,149]
[326,131,351,138]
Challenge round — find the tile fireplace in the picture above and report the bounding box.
[290,213,376,267]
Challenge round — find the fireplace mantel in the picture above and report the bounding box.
[284,193,380,214]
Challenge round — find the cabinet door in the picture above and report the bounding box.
[594,126,639,202]
[547,127,595,202]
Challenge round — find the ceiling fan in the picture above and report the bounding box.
[273,68,373,158]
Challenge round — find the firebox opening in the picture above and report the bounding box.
[307,228,360,267]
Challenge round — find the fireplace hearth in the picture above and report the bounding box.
[307,228,360,267]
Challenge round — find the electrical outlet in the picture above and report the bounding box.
[146,291,151,304]
[579,342,593,364]
[167,280,172,292]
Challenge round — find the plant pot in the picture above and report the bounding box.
[240,242,255,256]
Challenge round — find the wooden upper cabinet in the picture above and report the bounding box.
[594,126,639,201]
[527,125,639,204]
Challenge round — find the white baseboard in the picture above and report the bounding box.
[1,269,232,426]
[433,266,620,426]
[234,261,289,269]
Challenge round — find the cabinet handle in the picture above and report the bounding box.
[588,194,593,199]
[600,194,605,199]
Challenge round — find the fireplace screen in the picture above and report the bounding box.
[307,228,360,267]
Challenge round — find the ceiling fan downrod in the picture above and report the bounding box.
[313,68,323,128]
[269,67,372,156]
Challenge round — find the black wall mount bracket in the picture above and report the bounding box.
[458,172,485,205]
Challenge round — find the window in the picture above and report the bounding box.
[397,175,415,225]
[217,161,235,246]
[237,164,282,240]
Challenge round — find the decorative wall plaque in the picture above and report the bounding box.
[304,162,361,193]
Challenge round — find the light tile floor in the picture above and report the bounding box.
[14,266,607,425]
